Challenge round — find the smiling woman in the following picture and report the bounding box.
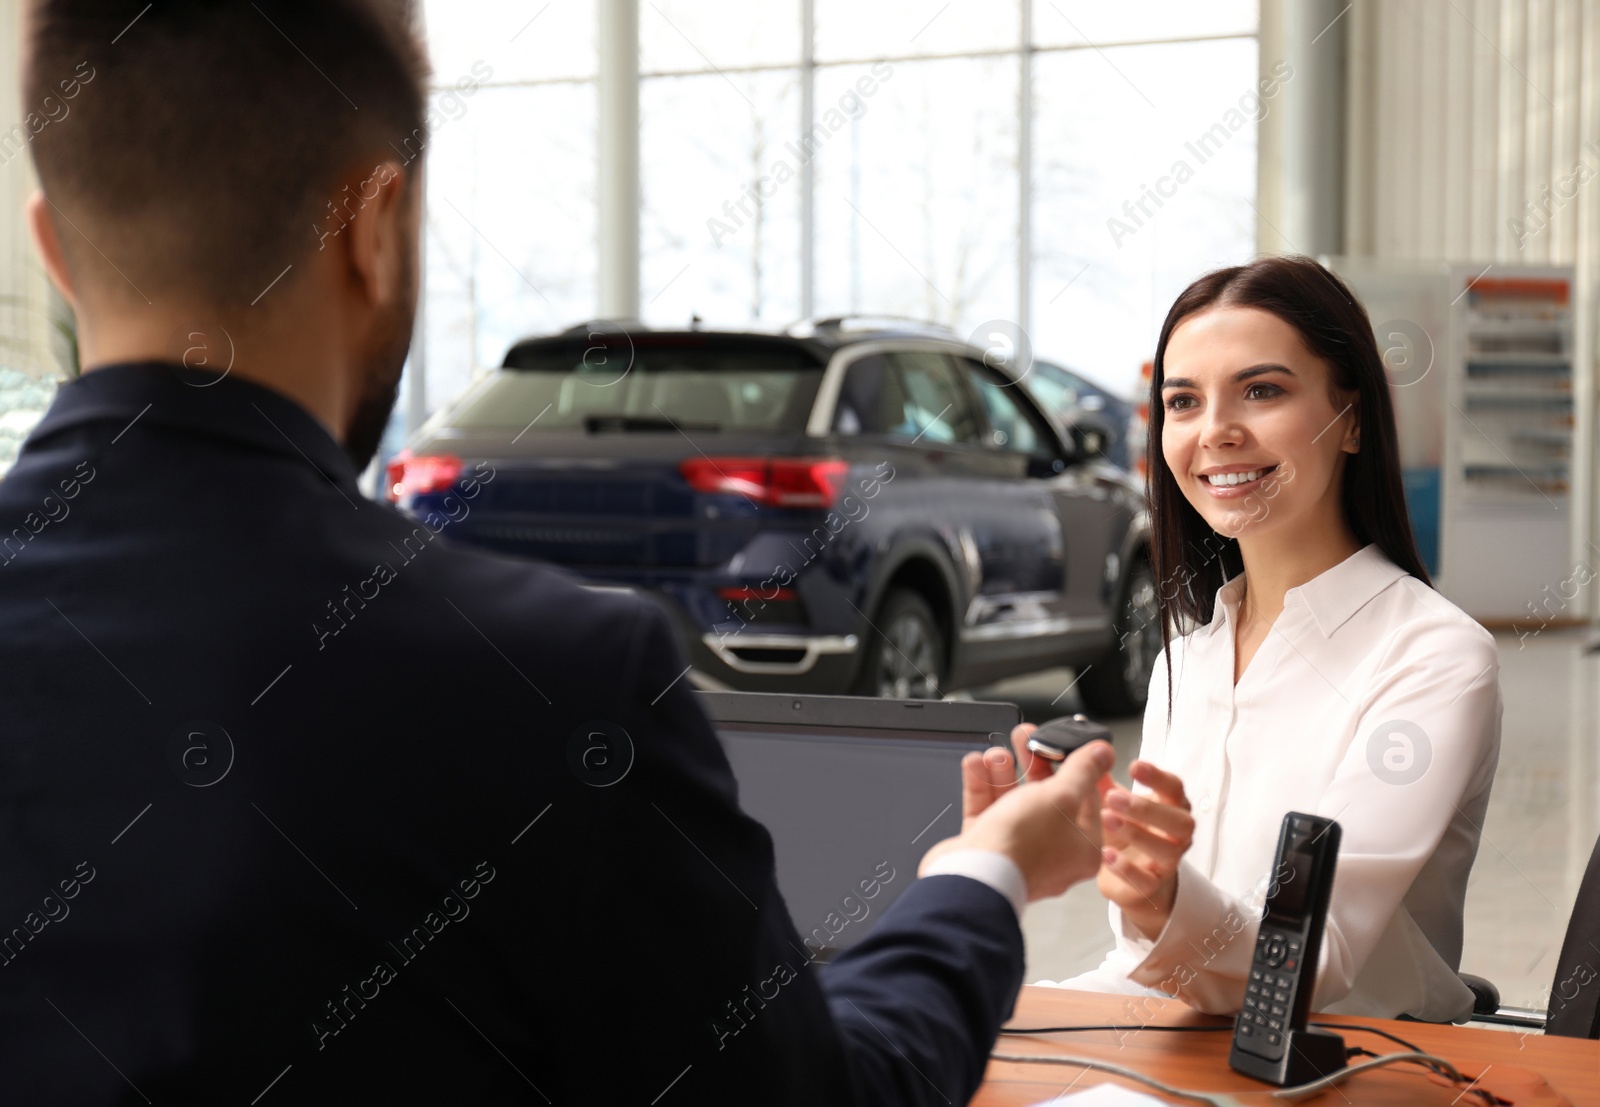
[1149,256,1431,647]
[1039,255,1504,1024]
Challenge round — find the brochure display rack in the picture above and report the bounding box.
[1326,259,1579,624]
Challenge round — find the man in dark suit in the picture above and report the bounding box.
[4,3,1114,1102]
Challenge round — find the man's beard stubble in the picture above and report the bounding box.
[343,246,416,473]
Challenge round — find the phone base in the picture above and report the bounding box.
[1228,1026,1347,1086]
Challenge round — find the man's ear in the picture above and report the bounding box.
[340,160,411,309]
[26,190,79,309]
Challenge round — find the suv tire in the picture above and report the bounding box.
[852,588,948,699]
[1079,558,1160,718]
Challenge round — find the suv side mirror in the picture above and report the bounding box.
[1068,421,1109,460]
[1026,452,1069,479]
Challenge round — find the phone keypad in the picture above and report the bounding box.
[1239,933,1307,1059]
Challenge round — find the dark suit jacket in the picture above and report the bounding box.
[0,364,1025,1104]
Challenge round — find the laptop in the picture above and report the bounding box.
[698,691,1020,957]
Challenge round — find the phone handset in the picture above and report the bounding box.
[1227,811,1348,1085]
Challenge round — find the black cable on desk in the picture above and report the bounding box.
[1003,1021,1425,1057]
[999,1021,1508,1107]
[1309,1020,1423,1055]
[1001,1023,1232,1035]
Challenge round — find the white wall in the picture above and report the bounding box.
[1342,0,1600,580]
[1346,0,1600,266]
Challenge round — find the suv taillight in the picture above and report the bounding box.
[679,458,848,508]
[385,449,463,503]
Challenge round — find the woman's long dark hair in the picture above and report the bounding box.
[1147,255,1431,698]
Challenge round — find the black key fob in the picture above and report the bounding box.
[1025,713,1112,762]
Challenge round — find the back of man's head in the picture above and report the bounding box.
[25,0,429,312]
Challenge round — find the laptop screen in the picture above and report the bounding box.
[700,692,1019,957]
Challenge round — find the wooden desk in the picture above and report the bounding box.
[975,987,1600,1106]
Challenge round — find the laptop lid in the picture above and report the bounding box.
[699,691,1020,957]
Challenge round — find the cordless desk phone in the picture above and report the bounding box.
[1228,811,1347,1085]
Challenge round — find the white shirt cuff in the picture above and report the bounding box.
[920,849,1028,918]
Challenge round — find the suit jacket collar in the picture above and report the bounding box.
[24,362,359,489]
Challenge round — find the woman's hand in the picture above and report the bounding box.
[1098,759,1196,940]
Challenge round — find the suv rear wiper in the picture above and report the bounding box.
[583,415,721,433]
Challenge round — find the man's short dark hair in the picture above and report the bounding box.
[25,0,429,307]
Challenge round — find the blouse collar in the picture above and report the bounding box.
[1208,543,1412,639]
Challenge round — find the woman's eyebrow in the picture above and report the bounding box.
[1236,363,1295,381]
[1160,363,1295,390]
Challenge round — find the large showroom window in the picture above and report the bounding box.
[415,3,601,422]
[0,2,1262,478]
[396,1,1263,441]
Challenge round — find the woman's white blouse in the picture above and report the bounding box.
[1045,544,1502,1022]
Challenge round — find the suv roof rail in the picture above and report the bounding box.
[789,315,960,340]
[556,318,647,336]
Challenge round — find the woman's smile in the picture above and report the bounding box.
[1197,462,1281,497]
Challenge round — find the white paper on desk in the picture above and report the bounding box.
[1028,1086,1170,1107]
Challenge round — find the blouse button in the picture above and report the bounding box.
[1197,793,1214,814]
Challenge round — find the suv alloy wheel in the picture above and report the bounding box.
[853,589,947,699]
[1079,558,1160,717]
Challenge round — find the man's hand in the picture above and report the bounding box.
[919,722,1115,903]
[1097,759,1195,939]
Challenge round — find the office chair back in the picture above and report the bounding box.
[1544,827,1600,1038]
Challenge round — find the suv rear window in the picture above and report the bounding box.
[452,337,824,433]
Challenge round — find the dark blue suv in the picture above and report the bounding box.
[388,319,1157,714]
